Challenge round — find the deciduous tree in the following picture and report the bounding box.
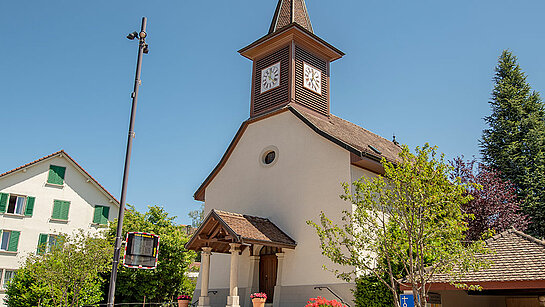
[106,205,197,303]
[308,144,486,307]
[5,230,112,307]
[451,157,528,241]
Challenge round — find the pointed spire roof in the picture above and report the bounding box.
[269,0,313,34]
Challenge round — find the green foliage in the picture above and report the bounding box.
[5,231,112,307]
[354,276,394,307]
[308,144,487,307]
[107,205,197,303]
[481,50,545,238]
[188,203,205,228]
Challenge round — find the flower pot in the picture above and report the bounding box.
[252,298,266,307]
[178,299,190,307]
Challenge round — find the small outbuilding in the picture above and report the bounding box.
[426,228,545,307]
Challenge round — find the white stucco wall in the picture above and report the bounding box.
[203,111,354,288]
[0,155,118,305]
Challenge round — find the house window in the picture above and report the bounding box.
[0,230,20,252]
[51,200,70,221]
[37,234,59,254]
[0,269,16,289]
[47,165,66,185]
[93,205,110,225]
[0,193,35,216]
[7,195,25,215]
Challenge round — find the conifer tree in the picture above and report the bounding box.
[481,50,545,238]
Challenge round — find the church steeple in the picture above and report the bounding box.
[239,0,344,118]
[269,0,313,34]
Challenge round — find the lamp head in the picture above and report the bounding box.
[126,31,138,40]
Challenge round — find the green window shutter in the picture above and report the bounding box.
[8,231,20,252]
[52,200,62,219]
[60,201,70,220]
[37,233,48,254]
[0,193,8,213]
[25,197,36,216]
[47,165,66,185]
[93,206,103,224]
[101,206,110,224]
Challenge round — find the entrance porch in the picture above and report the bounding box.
[185,209,297,307]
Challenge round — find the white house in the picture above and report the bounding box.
[0,150,119,305]
[186,1,401,306]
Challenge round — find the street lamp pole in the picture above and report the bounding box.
[107,16,149,307]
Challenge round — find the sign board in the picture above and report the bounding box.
[123,232,160,269]
[400,294,415,307]
[400,293,442,307]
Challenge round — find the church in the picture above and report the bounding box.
[186,1,401,306]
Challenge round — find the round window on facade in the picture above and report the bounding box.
[263,151,276,165]
[260,146,279,167]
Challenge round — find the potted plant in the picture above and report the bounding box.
[305,296,346,307]
[177,295,192,307]
[250,292,267,307]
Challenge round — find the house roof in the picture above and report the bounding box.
[193,105,402,201]
[185,209,297,253]
[430,228,545,284]
[269,0,313,34]
[0,150,119,206]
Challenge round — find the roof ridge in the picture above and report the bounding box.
[485,228,545,248]
[0,150,119,205]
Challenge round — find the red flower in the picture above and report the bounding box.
[305,297,346,307]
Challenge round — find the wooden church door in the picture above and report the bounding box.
[259,246,279,303]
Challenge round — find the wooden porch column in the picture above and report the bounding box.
[272,252,285,307]
[198,247,212,307]
[226,243,241,307]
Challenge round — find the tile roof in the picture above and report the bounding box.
[431,229,545,283]
[214,210,297,247]
[0,150,119,205]
[185,209,297,252]
[269,0,313,34]
[291,105,402,163]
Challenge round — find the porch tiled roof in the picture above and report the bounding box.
[215,210,296,247]
[185,209,296,253]
[431,228,545,283]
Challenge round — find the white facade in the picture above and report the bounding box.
[196,111,379,306]
[0,151,119,305]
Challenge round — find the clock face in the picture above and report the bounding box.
[303,62,322,95]
[261,62,281,93]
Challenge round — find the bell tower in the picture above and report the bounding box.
[239,0,344,118]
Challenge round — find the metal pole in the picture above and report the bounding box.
[107,16,148,307]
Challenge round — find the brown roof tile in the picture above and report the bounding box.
[269,0,313,34]
[431,229,545,283]
[291,105,402,163]
[215,210,296,247]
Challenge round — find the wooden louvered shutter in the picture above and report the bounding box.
[25,197,36,216]
[0,193,8,213]
[47,165,66,185]
[37,234,48,254]
[101,206,110,224]
[52,200,62,219]
[8,231,20,252]
[93,206,103,224]
[60,201,70,220]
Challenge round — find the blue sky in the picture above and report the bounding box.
[2,0,544,225]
